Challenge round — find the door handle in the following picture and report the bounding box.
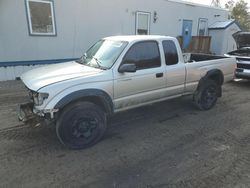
[156,73,163,78]
[118,78,132,82]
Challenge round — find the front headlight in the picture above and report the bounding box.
[33,92,49,106]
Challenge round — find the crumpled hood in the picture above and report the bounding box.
[21,61,103,91]
[233,32,250,49]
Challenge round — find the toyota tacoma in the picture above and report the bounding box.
[18,35,236,149]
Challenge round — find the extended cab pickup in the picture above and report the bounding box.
[19,35,236,149]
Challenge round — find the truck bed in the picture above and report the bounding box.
[183,53,230,63]
[183,53,236,93]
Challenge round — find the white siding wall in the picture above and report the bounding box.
[0,0,229,81]
[0,65,46,81]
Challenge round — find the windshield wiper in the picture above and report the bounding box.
[75,58,82,63]
[76,53,87,64]
[92,56,106,70]
[76,55,107,70]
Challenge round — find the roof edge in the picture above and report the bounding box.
[209,20,242,30]
[164,0,228,11]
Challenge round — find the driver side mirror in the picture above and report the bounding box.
[118,63,137,73]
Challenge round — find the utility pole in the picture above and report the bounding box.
[211,0,221,7]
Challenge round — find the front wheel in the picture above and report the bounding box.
[193,79,220,110]
[56,102,107,150]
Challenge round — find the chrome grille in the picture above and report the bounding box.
[237,63,250,70]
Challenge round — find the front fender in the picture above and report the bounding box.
[54,89,114,115]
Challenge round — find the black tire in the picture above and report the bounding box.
[193,79,220,111]
[56,101,107,150]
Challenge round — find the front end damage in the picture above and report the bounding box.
[18,102,58,123]
[18,102,35,122]
[18,87,58,124]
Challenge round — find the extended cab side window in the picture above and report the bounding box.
[162,40,179,65]
[122,41,161,70]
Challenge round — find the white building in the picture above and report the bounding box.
[0,0,231,80]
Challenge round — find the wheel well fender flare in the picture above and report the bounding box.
[196,69,224,97]
[54,89,114,115]
[204,69,224,85]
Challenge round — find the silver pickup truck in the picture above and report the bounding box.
[19,35,236,149]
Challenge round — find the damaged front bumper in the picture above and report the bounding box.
[18,103,37,122]
[18,103,58,123]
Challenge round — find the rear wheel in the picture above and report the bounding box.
[193,79,220,110]
[56,102,107,149]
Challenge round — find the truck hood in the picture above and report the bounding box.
[21,61,103,91]
[233,32,250,49]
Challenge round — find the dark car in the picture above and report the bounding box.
[225,32,250,79]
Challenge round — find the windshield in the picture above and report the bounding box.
[77,40,128,69]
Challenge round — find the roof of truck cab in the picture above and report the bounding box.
[104,35,175,42]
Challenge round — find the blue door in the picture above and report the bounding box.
[182,20,193,50]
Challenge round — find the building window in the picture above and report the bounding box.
[122,41,161,70]
[26,0,56,36]
[136,12,150,35]
[162,40,179,65]
[197,18,208,36]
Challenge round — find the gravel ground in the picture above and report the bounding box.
[0,80,250,188]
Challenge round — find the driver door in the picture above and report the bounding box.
[113,41,166,111]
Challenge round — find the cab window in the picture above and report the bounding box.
[122,41,161,70]
[162,40,179,65]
